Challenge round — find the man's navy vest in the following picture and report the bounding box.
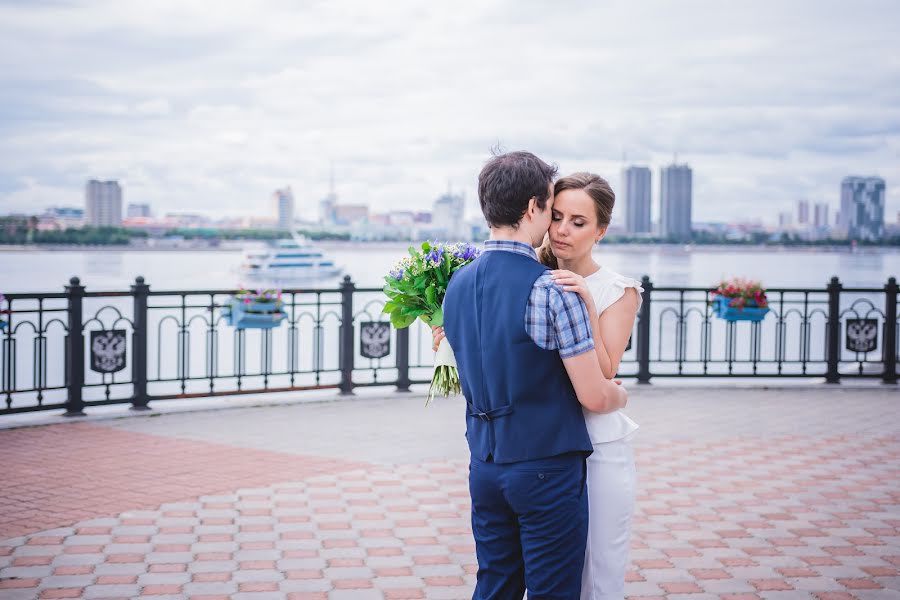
[443,249,593,464]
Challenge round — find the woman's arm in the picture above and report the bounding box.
[595,289,639,377]
[551,271,640,378]
[586,306,613,378]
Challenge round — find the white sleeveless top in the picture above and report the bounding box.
[582,267,643,445]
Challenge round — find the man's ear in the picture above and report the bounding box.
[525,196,538,221]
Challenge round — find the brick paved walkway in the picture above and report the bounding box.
[1,385,899,599]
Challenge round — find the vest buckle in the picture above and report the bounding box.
[466,402,513,422]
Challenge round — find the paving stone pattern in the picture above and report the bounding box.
[1,386,898,599]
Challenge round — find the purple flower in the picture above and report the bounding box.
[453,244,479,262]
[425,246,444,265]
[389,268,404,281]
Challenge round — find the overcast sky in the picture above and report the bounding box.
[1,0,898,224]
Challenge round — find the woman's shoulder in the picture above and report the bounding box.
[586,267,644,314]
[586,267,643,291]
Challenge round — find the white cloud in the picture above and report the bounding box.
[0,0,898,225]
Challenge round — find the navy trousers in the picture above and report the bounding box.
[469,453,588,600]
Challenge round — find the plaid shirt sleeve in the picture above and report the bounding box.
[526,272,595,358]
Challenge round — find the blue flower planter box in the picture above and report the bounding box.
[242,298,282,313]
[712,296,769,322]
[224,298,286,329]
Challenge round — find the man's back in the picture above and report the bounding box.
[444,249,593,463]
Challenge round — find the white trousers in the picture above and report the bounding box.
[580,436,636,600]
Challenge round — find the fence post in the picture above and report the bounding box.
[64,276,86,416]
[637,276,652,384]
[395,327,411,392]
[883,276,898,384]
[339,276,355,395]
[131,276,151,409]
[825,276,842,384]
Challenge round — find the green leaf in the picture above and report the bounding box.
[390,312,416,328]
[425,285,436,306]
[428,307,444,327]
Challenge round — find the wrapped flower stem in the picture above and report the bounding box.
[427,337,459,406]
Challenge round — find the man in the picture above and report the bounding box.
[443,151,627,599]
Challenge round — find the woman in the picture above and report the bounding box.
[434,172,642,599]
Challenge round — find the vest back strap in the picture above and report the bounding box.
[466,402,514,422]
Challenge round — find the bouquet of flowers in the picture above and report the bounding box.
[383,241,480,405]
[711,277,768,309]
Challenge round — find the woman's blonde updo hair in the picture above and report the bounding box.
[538,172,616,269]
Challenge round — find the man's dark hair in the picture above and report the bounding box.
[478,150,558,228]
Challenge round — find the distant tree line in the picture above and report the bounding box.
[0,219,351,245]
[166,228,350,241]
[164,227,289,241]
[0,218,147,245]
[606,231,900,247]
[0,217,895,246]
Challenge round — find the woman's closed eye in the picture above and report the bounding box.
[551,214,586,227]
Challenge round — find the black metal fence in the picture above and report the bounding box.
[1,275,896,416]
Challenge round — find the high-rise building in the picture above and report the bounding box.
[320,166,337,225]
[273,187,295,230]
[432,190,466,239]
[319,194,336,225]
[778,211,793,228]
[85,180,122,227]
[814,203,828,228]
[840,176,885,240]
[622,166,652,234]
[660,163,693,241]
[127,203,152,219]
[797,200,810,224]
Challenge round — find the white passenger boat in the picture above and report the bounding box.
[240,231,343,281]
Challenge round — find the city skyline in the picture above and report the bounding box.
[0,158,891,231]
[1,1,898,222]
[17,171,892,233]
[22,172,899,243]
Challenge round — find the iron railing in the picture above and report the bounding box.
[1,275,896,415]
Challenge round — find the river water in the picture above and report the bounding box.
[1,243,897,293]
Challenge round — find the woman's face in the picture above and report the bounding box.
[549,188,607,261]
